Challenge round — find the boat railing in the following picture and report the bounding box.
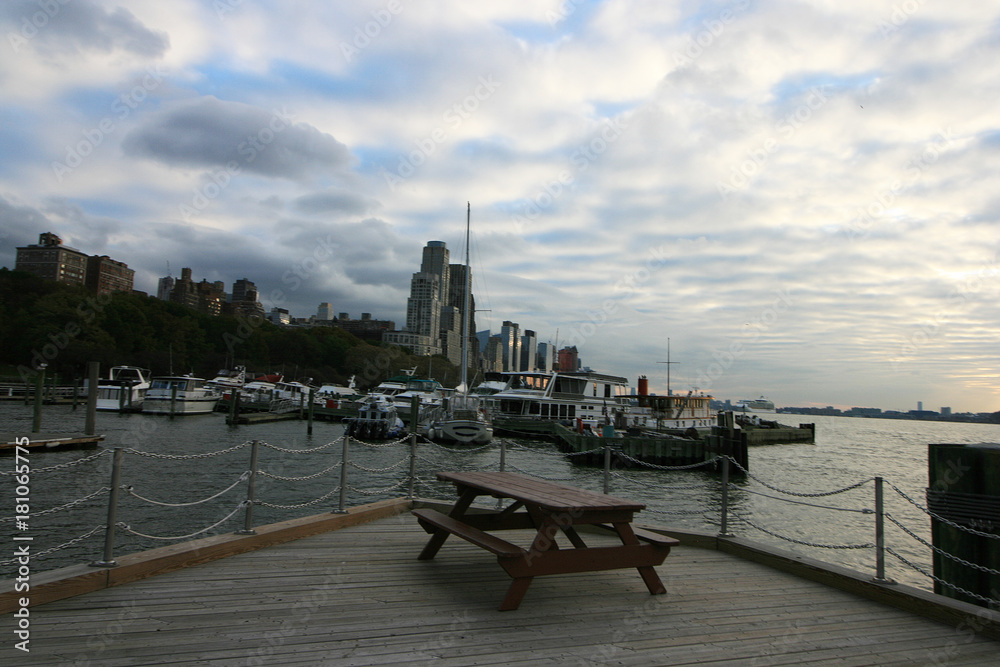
[3,435,999,611]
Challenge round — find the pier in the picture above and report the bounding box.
[4,499,1000,665]
[0,433,104,453]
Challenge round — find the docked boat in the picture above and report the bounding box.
[95,366,151,412]
[142,376,220,415]
[733,396,776,414]
[205,366,246,399]
[424,203,492,445]
[344,394,405,440]
[370,369,448,423]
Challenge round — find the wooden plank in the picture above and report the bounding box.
[412,509,525,557]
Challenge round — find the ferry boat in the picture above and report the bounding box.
[142,376,220,415]
[489,370,715,431]
[95,366,151,412]
[733,396,776,414]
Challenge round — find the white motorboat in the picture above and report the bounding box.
[95,366,151,412]
[205,366,246,399]
[142,375,220,415]
[344,394,405,440]
[733,396,776,414]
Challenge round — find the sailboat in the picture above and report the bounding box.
[425,203,494,444]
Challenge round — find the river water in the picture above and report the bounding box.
[3,403,998,593]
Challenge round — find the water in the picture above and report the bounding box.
[3,403,998,594]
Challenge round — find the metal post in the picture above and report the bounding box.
[873,476,893,583]
[336,435,349,513]
[603,443,612,494]
[32,365,45,433]
[92,448,123,567]
[307,388,315,435]
[72,377,79,410]
[499,439,507,472]
[85,362,98,436]
[237,440,260,535]
[408,434,417,499]
[170,383,177,417]
[719,455,733,537]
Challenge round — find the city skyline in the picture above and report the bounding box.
[1,2,999,413]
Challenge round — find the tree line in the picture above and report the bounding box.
[0,268,463,390]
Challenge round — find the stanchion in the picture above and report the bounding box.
[91,448,123,567]
[237,440,260,535]
[603,443,612,494]
[718,455,733,537]
[336,435,350,513]
[408,434,417,498]
[873,476,894,583]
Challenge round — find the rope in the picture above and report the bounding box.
[123,472,250,507]
[117,501,247,540]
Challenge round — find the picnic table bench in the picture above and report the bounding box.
[413,471,680,610]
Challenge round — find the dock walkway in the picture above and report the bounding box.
[5,503,1000,665]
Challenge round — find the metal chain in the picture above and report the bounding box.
[617,451,721,471]
[260,438,342,454]
[0,487,110,522]
[349,455,411,473]
[123,472,250,507]
[117,501,248,540]
[886,547,1000,607]
[125,442,252,459]
[423,440,494,454]
[0,448,111,475]
[730,511,875,550]
[608,471,706,490]
[0,525,105,566]
[348,478,408,495]
[642,506,712,517]
[734,485,875,514]
[352,435,411,448]
[728,457,875,497]
[258,461,343,481]
[256,488,341,509]
[887,481,1000,540]
[885,513,1000,577]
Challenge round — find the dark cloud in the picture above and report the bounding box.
[0,197,53,265]
[2,1,168,58]
[294,190,380,216]
[121,97,354,181]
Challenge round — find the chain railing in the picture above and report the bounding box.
[6,434,999,609]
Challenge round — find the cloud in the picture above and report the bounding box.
[294,189,380,216]
[121,97,354,181]
[2,0,168,58]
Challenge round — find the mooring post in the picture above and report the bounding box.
[603,443,612,494]
[31,364,45,433]
[72,376,79,410]
[92,447,123,567]
[336,435,350,513]
[307,388,315,435]
[237,440,260,535]
[85,362,98,436]
[719,454,733,537]
[228,387,239,425]
[499,439,507,472]
[408,433,417,499]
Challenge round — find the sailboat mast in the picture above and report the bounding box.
[460,202,471,393]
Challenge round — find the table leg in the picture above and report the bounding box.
[499,576,533,611]
[418,488,479,560]
[613,522,666,595]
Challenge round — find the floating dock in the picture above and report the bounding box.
[0,433,104,453]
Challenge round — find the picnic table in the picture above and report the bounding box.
[413,471,680,610]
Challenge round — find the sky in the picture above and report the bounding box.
[1,0,998,413]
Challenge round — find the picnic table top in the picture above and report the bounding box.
[435,470,646,513]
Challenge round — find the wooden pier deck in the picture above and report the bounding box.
[5,500,1000,666]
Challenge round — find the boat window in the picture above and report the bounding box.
[553,377,586,394]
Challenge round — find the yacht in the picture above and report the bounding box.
[489,370,632,428]
[142,376,220,415]
[95,366,151,412]
[733,396,777,414]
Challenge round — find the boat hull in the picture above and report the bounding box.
[142,395,220,415]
